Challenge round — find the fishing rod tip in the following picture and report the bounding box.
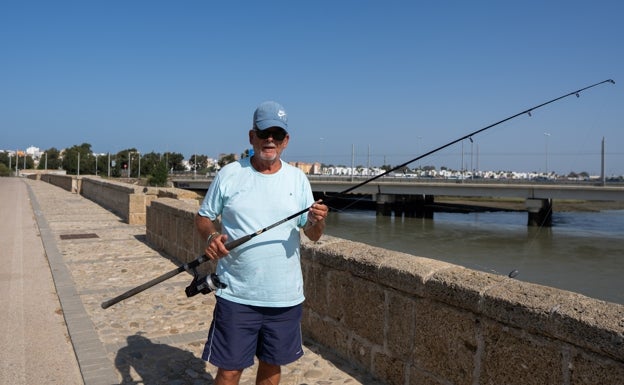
[608,79,615,84]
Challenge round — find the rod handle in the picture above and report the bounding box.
[224,234,254,250]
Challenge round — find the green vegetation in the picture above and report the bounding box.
[147,161,169,186]
[1,144,237,182]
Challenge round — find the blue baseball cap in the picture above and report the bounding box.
[253,101,288,130]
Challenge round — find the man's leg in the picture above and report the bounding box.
[215,368,243,385]
[256,361,280,385]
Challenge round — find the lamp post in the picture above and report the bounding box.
[416,136,422,172]
[544,132,551,176]
[128,151,132,178]
[137,151,141,179]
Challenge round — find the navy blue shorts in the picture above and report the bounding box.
[202,297,304,370]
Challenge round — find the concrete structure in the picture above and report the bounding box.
[28,174,624,384]
[172,177,624,226]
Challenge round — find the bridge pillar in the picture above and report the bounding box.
[404,194,434,218]
[376,194,395,216]
[525,198,553,227]
[376,194,435,218]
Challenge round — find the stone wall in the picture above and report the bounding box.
[145,198,215,274]
[39,173,80,193]
[145,197,624,385]
[79,176,160,225]
[36,174,200,225]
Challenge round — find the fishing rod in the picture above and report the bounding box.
[101,79,614,309]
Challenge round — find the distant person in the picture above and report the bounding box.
[195,101,328,385]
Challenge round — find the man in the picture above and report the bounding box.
[195,101,328,385]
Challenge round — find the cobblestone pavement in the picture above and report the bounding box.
[24,179,385,385]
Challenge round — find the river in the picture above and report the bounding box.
[323,208,624,305]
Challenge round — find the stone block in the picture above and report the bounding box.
[327,271,385,345]
[372,350,405,385]
[386,291,416,357]
[480,319,562,385]
[483,279,624,361]
[348,335,374,371]
[301,260,329,315]
[412,300,476,385]
[302,311,350,359]
[426,266,506,313]
[409,366,447,385]
[570,350,624,385]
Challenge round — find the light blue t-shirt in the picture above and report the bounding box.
[197,157,314,307]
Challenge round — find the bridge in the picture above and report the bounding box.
[171,177,624,226]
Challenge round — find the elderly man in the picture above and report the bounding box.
[195,101,328,385]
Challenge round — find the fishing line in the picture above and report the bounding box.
[101,79,614,308]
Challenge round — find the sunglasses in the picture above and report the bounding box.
[254,128,287,141]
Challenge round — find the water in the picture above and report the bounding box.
[323,209,624,305]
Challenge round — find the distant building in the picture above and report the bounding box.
[288,161,321,175]
[26,146,43,158]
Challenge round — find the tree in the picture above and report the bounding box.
[0,152,11,169]
[0,163,10,177]
[189,154,208,172]
[37,148,62,170]
[218,153,237,168]
[165,152,185,172]
[62,143,93,175]
[113,148,139,177]
[147,161,169,186]
[140,152,163,177]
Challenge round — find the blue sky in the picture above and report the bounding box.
[2,1,622,175]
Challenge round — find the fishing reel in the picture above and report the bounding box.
[185,271,227,297]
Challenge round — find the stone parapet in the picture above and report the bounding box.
[79,176,156,224]
[145,198,216,275]
[144,197,624,385]
[301,237,624,385]
[39,173,80,193]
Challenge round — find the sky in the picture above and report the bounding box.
[2,1,623,176]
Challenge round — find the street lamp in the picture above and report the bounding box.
[128,151,133,178]
[544,132,551,176]
[319,138,324,175]
[416,136,422,171]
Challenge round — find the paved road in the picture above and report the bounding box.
[0,177,83,385]
[0,177,384,385]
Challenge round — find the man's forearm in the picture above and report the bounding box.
[195,214,217,240]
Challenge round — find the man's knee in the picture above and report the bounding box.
[215,368,243,385]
